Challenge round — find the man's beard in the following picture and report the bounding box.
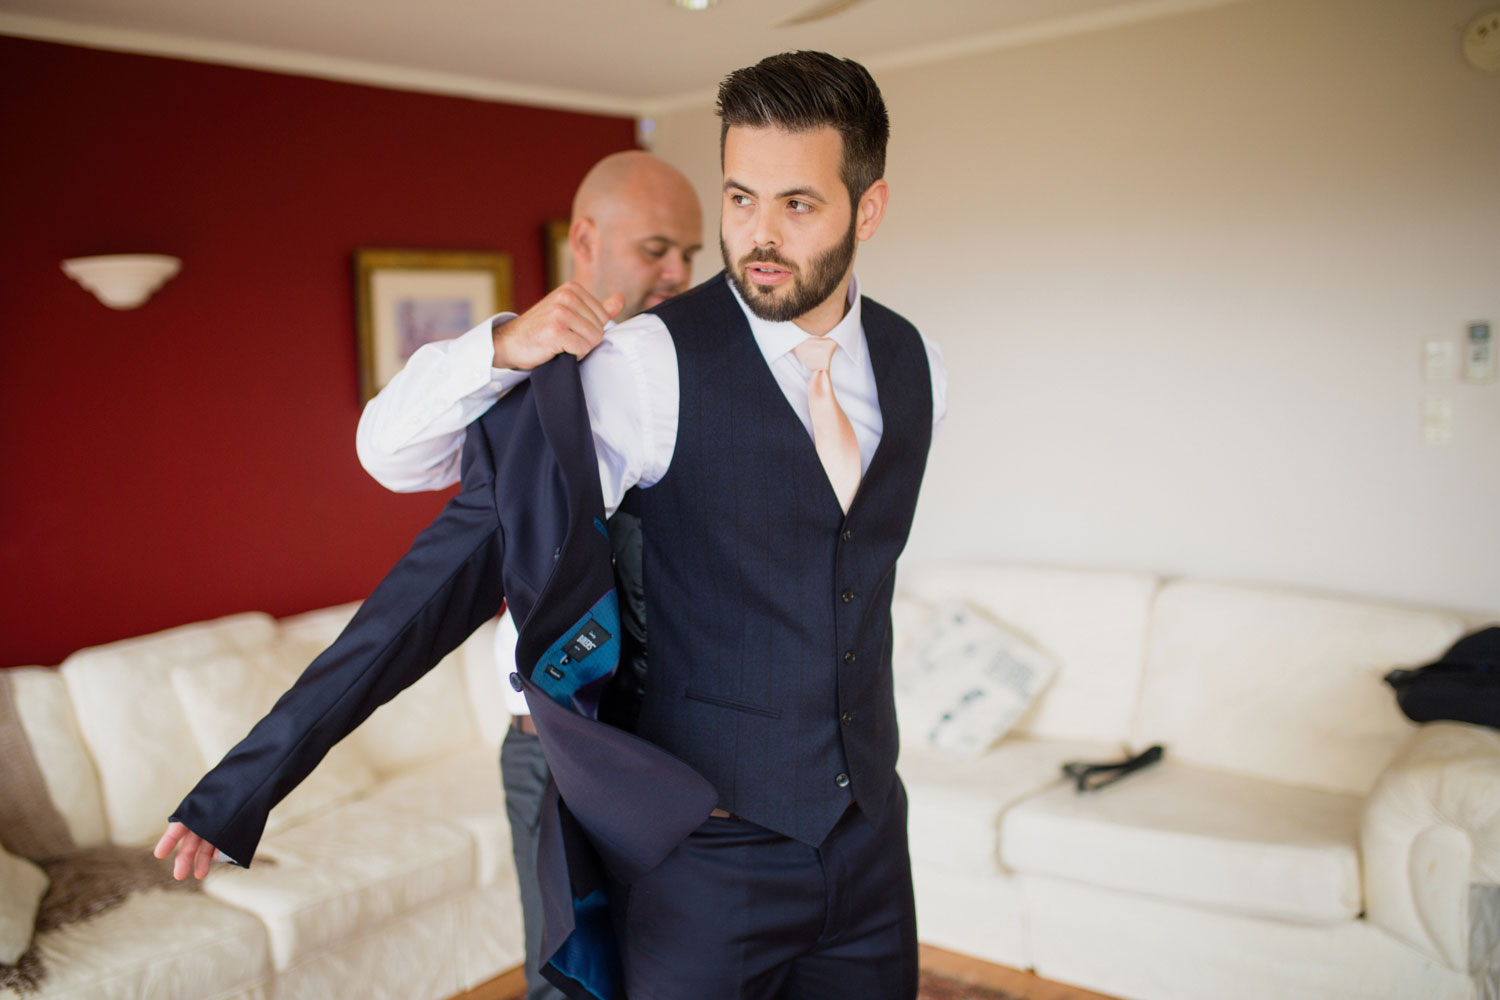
[722,216,856,323]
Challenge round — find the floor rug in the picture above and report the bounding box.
[918,970,1019,1000]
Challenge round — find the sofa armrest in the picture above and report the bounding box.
[1360,721,1500,971]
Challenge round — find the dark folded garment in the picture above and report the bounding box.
[1385,626,1500,729]
[1061,744,1165,793]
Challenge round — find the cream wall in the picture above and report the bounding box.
[648,0,1500,617]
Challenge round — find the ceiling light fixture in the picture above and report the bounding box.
[672,0,720,10]
[1464,8,1500,73]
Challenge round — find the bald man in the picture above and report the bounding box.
[355,150,702,1000]
[358,151,703,491]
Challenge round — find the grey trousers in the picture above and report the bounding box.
[500,724,568,1000]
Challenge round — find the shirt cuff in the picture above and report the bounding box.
[451,313,520,386]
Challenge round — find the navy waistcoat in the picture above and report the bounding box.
[632,273,933,846]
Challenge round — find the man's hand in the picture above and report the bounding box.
[153,821,221,880]
[492,282,625,371]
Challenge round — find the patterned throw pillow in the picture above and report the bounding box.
[0,844,47,964]
[895,601,1059,757]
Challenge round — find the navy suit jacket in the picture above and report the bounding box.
[172,355,717,1000]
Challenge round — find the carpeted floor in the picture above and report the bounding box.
[918,970,1018,1000]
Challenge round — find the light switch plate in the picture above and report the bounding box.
[1423,396,1454,446]
[1423,339,1454,381]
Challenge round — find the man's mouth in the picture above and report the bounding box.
[745,263,791,287]
[646,285,682,308]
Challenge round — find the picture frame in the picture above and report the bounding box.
[353,248,513,403]
[545,218,573,290]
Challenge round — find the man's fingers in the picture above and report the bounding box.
[171,833,198,880]
[193,838,217,879]
[153,822,185,860]
[157,822,220,880]
[555,327,603,362]
[551,297,610,341]
[547,281,610,327]
[601,292,626,320]
[573,284,615,327]
[495,284,613,370]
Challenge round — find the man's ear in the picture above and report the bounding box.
[569,216,597,268]
[854,179,889,242]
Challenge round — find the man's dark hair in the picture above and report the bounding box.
[716,51,889,205]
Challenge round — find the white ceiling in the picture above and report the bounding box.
[0,0,1241,115]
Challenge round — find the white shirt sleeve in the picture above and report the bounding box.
[355,315,532,492]
[576,314,678,517]
[924,334,948,442]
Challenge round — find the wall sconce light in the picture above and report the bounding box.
[61,254,181,310]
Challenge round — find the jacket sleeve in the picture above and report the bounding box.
[171,421,507,866]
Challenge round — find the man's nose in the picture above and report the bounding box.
[661,250,690,289]
[751,207,780,249]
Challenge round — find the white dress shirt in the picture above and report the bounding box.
[356,275,948,714]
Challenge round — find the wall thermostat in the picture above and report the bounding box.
[1465,322,1495,382]
[1464,8,1500,72]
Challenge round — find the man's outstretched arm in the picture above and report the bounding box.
[158,415,513,874]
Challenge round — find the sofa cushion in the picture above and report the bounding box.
[459,616,511,747]
[0,844,48,964]
[357,745,514,887]
[898,564,1158,744]
[6,668,109,849]
[890,593,937,666]
[169,647,378,837]
[1019,873,1474,1000]
[1129,581,1466,795]
[900,737,1122,877]
[60,613,278,847]
[896,603,1059,757]
[21,890,270,1000]
[201,796,476,970]
[346,651,480,778]
[275,602,361,652]
[1000,760,1363,924]
[274,601,482,778]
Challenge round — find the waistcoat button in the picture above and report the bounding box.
[509,672,524,692]
[841,528,853,542]
[841,711,854,724]
[843,650,856,664]
[835,772,850,788]
[841,589,855,603]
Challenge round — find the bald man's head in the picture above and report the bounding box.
[568,151,703,320]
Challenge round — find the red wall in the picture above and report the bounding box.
[0,37,637,666]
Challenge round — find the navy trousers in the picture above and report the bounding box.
[610,781,917,1000]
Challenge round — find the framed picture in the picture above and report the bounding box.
[354,248,513,403]
[545,218,573,290]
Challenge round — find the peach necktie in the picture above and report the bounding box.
[792,336,861,512]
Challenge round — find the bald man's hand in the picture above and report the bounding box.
[492,282,625,371]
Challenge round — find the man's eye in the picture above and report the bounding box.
[730,194,751,206]
[788,200,811,213]
[643,246,667,259]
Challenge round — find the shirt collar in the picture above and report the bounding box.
[727,272,866,370]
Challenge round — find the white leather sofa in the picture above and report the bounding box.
[1,604,522,1000]
[894,564,1500,1000]
[6,567,1497,1000]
